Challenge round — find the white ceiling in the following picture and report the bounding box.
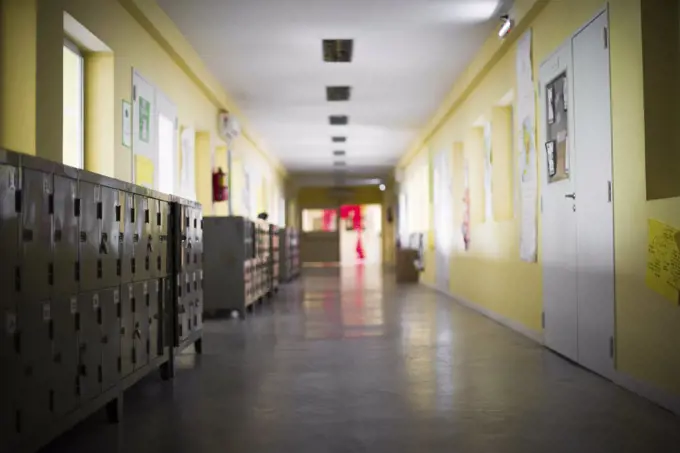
[157,0,509,175]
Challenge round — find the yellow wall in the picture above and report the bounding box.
[0,0,37,155]
[1,0,284,212]
[399,0,680,399]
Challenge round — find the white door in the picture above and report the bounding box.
[433,149,452,292]
[132,71,157,188]
[156,91,178,196]
[539,44,579,362]
[573,11,615,379]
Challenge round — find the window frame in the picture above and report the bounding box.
[63,37,85,170]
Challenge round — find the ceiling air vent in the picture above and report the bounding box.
[329,115,348,126]
[333,150,346,156]
[323,39,353,62]
[332,136,346,143]
[333,161,346,167]
[326,86,351,101]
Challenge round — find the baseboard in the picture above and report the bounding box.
[421,282,680,417]
[613,371,680,416]
[422,282,544,344]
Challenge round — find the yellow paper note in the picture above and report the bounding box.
[646,219,680,303]
[134,155,154,189]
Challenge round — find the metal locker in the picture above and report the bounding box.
[16,299,53,436]
[176,272,189,342]
[157,200,170,277]
[119,283,135,377]
[120,192,135,284]
[133,281,150,370]
[100,187,121,289]
[147,279,161,362]
[100,288,120,391]
[53,175,79,296]
[133,195,151,282]
[0,164,20,303]
[0,299,20,449]
[192,210,203,271]
[78,182,101,292]
[148,199,160,279]
[77,291,102,402]
[20,169,53,302]
[180,205,191,271]
[50,295,78,418]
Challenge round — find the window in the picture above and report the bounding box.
[63,39,84,169]
[158,114,175,195]
[302,209,338,232]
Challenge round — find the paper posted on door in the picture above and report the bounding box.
[646,219,680,303]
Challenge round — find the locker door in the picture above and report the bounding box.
[20,169,53,302]
[133,281,149,370]
[79,182,101,292]
[53,176,79,296]
[101,187,122,289]
[157,200,170,277]
[0,165,20,448]
[0,299,20,448]
[100,288,120,391]
[120,283,135,377]
[133,196,151,282]
[149,199,161,279]
[0,164,20,301]
[50,295,78,418]
[17,299,52,435]
[77,292,102,402]
[120,193,135,284]
[148,279,160,362]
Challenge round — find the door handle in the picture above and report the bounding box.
[565,193,576,200]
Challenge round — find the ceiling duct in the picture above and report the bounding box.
[332,136,346,143]
[322,39,353,62]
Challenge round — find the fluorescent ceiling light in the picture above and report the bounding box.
[499,15,513,38]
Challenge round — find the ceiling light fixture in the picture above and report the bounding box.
[333,150,346,156]
[329,115,349,126]
[332,136,346,143]
[498,15,513,38]
[379,184,386,192]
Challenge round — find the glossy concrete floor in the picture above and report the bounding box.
[43,266,680,452]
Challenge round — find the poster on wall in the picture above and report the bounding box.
[462,159,471,251]
[483,122,494,222]
[517,30,538,262]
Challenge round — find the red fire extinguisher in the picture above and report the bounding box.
[212,167,228,202]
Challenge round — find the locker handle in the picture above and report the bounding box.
[99,234,109,254]
[133,328,142,339]
[102,335,109,344]
[147,237,153,253]
[80,231,87,242]
[133,233,139,243]
[118,233,124,243]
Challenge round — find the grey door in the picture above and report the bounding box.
[79,182,101,292]
[100,288,120,391]
[101,187,122,289]
[50,295,79,417]
[120,283,135,378]
[53,176,79,296]
[17,299,52,436]
[77,291,102,402]
[20,169,53,302]
[133,281,149,370]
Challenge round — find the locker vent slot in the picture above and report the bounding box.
[97,259,103,278]
[326,86,351,101]
[48,194,54,214]
[131,258,136,274]
[75,262,80,281]
[48,263,54,285]
[97,202,103,219]
[55,229,62,242]
[115,205,121,222]
[157,212,161,226]
[15,266,21,291]
[98,365,103,383]
[22,228,33,241]
[145,256,150,271]
[322,39,353,62]
[49,390,55,412]
[145,209,150,224]
[117,259,121,276]
[74,198,81,216]
[130,207,135,220]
